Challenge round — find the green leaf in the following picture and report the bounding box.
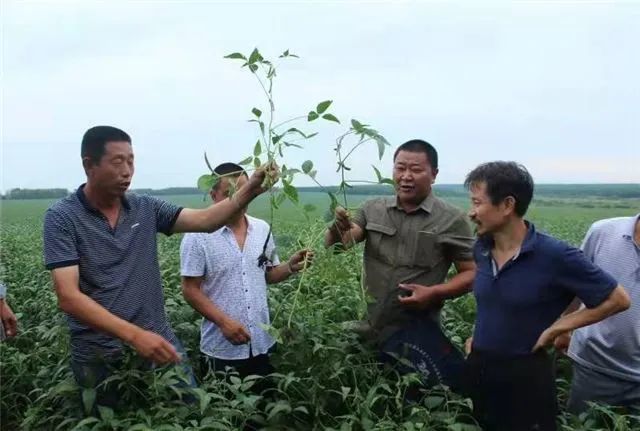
[286,128,307,138]
[224,52,246,60]
[372,166,383,182]
[308,169,317,179]
[81,388,96,416]
[259,121,265,135]
[372,165,395,186]
[307,111,319,121]
[322,113,340,123]
[283,180,299,203]
[254,157,261,168]
[280,49,290,57]
[328,191,339,213]
[283,142,303,149]
[283,168,301,176]
[301,160,314,174]
[253,140,262,157]
[98,405,114,422]
[249,64,258,73]
[351,119,364,132]
[251,107,262,118]
[424,396,445,409]
[316,100,332,114]
[374,135,390,160]
[303,204,317,213]
[197,174,218,192]
[238,156,253,165]
[248,48,262,64]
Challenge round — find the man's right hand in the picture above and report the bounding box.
[553,331,572,355]
[221,318,251,345]
[333,206,353,235]
[245,162,280,197]
[128,329,181,365]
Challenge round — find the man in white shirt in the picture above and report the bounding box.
[180,162,312,379]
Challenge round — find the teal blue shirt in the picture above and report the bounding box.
[472,222,617,355]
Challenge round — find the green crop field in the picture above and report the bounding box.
[0,192,638,430]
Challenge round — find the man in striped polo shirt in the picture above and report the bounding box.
[43,126,278,409]
[556,214,640,413]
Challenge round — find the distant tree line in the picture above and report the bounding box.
[1,188,70,200]
[2,184,638,200]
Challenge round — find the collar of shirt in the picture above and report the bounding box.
[476,220,538,259]
[220,215,255,234]
[622,213,640,244]
[385,192,435,214]
[76,183,131,214]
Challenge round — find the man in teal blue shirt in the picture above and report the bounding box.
[464,161,630,431]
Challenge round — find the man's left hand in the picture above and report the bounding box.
[398,283,444,310]
[288,249,315,273]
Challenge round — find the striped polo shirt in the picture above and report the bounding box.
[43,185,183,363]
[569,214,640,381]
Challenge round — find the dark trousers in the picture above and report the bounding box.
[200,352,275,397]
[200,353,274,378]
[465,349,558,431]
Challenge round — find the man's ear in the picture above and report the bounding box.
[503,196,517,215]
[82,156,94,175]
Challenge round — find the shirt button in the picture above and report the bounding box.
[245,289,248,292]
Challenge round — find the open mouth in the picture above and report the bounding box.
[119,182,131,190]
[398,184,414,193]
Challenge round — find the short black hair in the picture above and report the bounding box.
[213,162,247,190]
[81,126,131,165]
[393,139,438,170]
[464,161,534,217]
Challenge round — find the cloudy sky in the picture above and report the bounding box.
[2,1,638,192]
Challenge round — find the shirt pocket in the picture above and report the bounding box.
[366,222,397,263]
[413,230,440,269]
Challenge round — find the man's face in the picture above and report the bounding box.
[468,181,511,236]
[393,150,437,206]
[210,175,248,204]
[85,141,134,197]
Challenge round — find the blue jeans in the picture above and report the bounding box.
[380,316,466,392]
[71,338,197,411]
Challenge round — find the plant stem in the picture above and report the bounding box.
[273,116,307,130]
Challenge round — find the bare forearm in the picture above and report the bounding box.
[183,287,230,327]
[553,285,630,333]
[174,187,255,233]
[431,269,475,301]
[324,226,360,249]
[266,263,293,284]
[58,291,141,343]
[561,297,583,317]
